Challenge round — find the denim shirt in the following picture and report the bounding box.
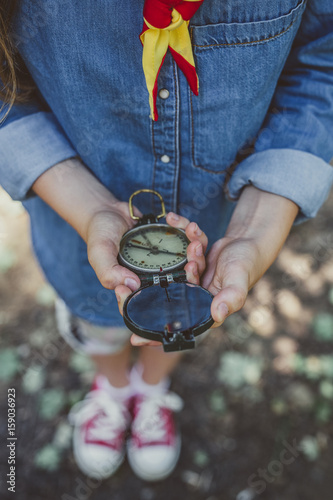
[0,0,333,326]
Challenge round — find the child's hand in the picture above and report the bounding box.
[202,186,299,329]
[114,212,208,347]
[86,201,144,291]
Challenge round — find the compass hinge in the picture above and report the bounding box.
[153,274,174,286]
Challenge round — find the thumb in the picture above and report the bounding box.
[88,238,140,291]
[209,263,249,325]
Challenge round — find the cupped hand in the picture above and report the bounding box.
[201,236,261,328]
[201,186,299,328]
[86,201,143,292]
[114,212,209,347]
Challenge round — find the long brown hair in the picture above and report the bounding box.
[0,0,35,120]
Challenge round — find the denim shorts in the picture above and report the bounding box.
[55,297,212,355]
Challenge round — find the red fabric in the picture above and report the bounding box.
[143,0,204,29]
[176,1,204,21]
[84,410,125,449]
[152,53,167,121]
[169,46,198,95]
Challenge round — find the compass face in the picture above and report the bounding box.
[119,224,189,273]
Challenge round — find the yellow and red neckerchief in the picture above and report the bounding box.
[140,0,205,121]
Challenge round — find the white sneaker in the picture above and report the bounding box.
[127,392,184,481]
[68,377,131,479]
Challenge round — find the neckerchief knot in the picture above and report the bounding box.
[140,0,205,120]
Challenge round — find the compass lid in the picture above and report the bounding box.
[123,276,214,352]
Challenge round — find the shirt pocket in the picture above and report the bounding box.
[189,0,307,174]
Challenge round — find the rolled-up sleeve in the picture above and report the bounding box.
[227,0,333,223]
[0,105,77,201]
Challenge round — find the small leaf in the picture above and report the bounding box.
[218,352,263,389]
[286,382,314,411]
[209,390,226,413]
[53,421,72,450]
[292,353,306,375]
[0,348,21,381]
[328,287,333,305]
[193,449,210,468]
[321,356,333,379]
[271,398,287,415]
[299,435,319,462]
[236,489,256,500]
[315,401,333,423]
[38,388,66,420]
[29,328,52,348]
[319,380,333,399]
[304,356,322,380]
[69,352,95,374]
[34,444,61,471]
[312,314,333,341]
[67,389,85,406]
[22,365,45,394]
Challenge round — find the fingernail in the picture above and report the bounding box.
[217,302,229,322]
[125,278,139,290]
[133,339,150,346]
[194,224,202,236]
[192,265,198,275]
[195,244,203,257]
[170,213,180,220]
[115,293,121,303]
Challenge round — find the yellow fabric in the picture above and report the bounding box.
[140,7,197,120]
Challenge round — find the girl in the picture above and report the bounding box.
[0,0,332,482]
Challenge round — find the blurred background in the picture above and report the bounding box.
[0,185,332,500]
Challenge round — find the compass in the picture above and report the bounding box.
[118,189,189,273]
[118,189,214,352]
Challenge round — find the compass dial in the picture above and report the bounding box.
[119,224,189,273]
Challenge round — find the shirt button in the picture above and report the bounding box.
[161,154,170,163]
[159,88,170,99]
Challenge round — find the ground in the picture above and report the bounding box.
[0,187,333,500]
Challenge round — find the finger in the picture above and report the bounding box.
[132,203,143,219]
[114,284,133,316]
[184,260,200,285]
[210,320,224,329]
[165,211,190,229]
[201,239,226,290]
[130,334,162,347]
[88,239,141,291]
[114,201,143,228]
[209,266,249,324]
[166,213,208,253]
[186,240,206,276]
[184,221,208,254]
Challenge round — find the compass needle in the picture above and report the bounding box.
[165,288,171,302]
[142,232,154,248]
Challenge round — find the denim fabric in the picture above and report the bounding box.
[0,0,332,325]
